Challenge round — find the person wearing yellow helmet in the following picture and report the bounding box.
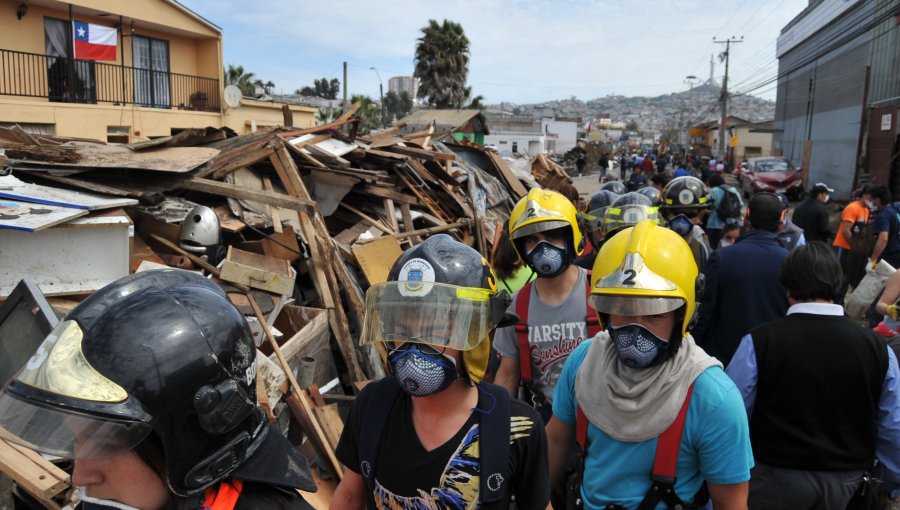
[546,220,753,510]
[332,234,550,509]
[494,189,602,424]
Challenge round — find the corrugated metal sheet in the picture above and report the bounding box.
[868,0,900,105]
[398,109,488,134]
[774,0,878,199]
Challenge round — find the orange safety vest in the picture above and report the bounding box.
[200,480,243,510]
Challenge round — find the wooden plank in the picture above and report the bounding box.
[272,141,367,383]
[487,151,528,199]
[335,101,362,123]
[17,171,137,198]
[249,294,343,479]
[282,104,293,127]
[261,176,283,233]
[340,203,393,234]
[0,439,68,506]
[261,226,302,263]
[356,220,472,243]
[383,198,399,233]
[305,143,351,168]
[352,237,404,285]
[385,145,455,162]
[179,178,315,212]
[276,116,358,139]
[357,184,418,204]
[311,404,344,452]
[214,205,246,234]
[207,143,277,180]
[399,202,420,245]
[288,133,331,150]
[365,148,409,161]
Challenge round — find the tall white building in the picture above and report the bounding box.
[388,75,418,100]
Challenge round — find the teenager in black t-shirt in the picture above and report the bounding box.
[331,235,550,510]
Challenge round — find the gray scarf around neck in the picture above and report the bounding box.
[574,331,721,442]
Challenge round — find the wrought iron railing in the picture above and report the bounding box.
[0,49,220,112]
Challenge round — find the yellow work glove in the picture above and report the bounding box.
[870,259,878,271]
[886,304,900,321]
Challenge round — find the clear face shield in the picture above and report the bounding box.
[0,320,151,459]
[360,282,511,352]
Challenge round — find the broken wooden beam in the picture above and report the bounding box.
[179,177,316,213]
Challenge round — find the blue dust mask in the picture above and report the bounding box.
[609,323,670,369]
[389,344,458,397]
[526,241,569,278]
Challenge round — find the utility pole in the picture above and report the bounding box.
[713,36,742,160]
[343,61,348,111]
[370,67,385,128]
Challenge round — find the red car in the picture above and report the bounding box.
[738,157,804,199]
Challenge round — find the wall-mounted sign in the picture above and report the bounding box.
[882,114,893,132]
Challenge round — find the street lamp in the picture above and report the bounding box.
[682,75,701,146]
[370,66,385,128]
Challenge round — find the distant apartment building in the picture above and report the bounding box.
[388,75,417,100]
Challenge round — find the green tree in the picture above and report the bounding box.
[224,65,258,96]
[626,119,640,132]
[296,78,340,99]
[463,85,484,110]
[350,94,382,133]
[414,19,470,109]
[383,91,414,122]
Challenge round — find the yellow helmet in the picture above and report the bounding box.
[589,220,701,337]
[509,188,585,260]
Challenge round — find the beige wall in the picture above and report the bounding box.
[0,97,317,139]
[733,126,773,160]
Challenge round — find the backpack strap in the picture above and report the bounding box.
[358,377,403,509]
[477,382,512,507]
[514,282,534,385]
[636,382,696,510]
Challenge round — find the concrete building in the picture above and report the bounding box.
[774,0,900,199]
[0,0,316,141]
[541,119,578,154]
[483,113,545,156]
[388,75,417,101]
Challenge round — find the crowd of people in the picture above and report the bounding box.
[0,153,899,510]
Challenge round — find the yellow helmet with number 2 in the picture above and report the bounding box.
[589,219,702,337]
[508,188,585,260]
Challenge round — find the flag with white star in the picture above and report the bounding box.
[73,20,117,61]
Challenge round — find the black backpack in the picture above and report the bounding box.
[716,186,742,220]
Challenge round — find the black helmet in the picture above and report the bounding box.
[661,176,711,212]
[636,186,662,206]
[600,180,627,195]
[360,234,515,383]
[583,190,619,233]
[0,269,313,496]
[602,192,660,237]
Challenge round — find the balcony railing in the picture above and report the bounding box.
[0,49,220,112]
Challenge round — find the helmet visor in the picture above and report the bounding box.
[0,393,151,459]
[582,208,608,232]
[360,282,501,351]
[603,205,659,233]
[589,294,685,316]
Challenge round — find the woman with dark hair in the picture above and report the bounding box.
[491,222,534,293]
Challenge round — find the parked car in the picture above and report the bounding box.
[739,156,803,199]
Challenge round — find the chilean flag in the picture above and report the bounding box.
[73,21,117,61]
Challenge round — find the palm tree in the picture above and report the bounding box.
[350,94,382,134]
[224,65,257,96]
[414,19,470,109]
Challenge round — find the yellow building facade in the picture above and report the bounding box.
[0,0,315,141]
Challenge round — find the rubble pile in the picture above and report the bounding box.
[0,105,535,505]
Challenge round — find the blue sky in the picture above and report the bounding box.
[178,0,809,104]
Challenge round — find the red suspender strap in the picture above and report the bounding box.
[575,405,588,449]
[514,282,533,384]
[651,383,695,481]
[200,479,243,510]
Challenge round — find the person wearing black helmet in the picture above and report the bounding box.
[574,190,619,270]
[660,176,712,272]
[332,234,550,509]
[0,269,316,510]
[602,192,660,241]
[600,180,627,196]
[636,186,662,207]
